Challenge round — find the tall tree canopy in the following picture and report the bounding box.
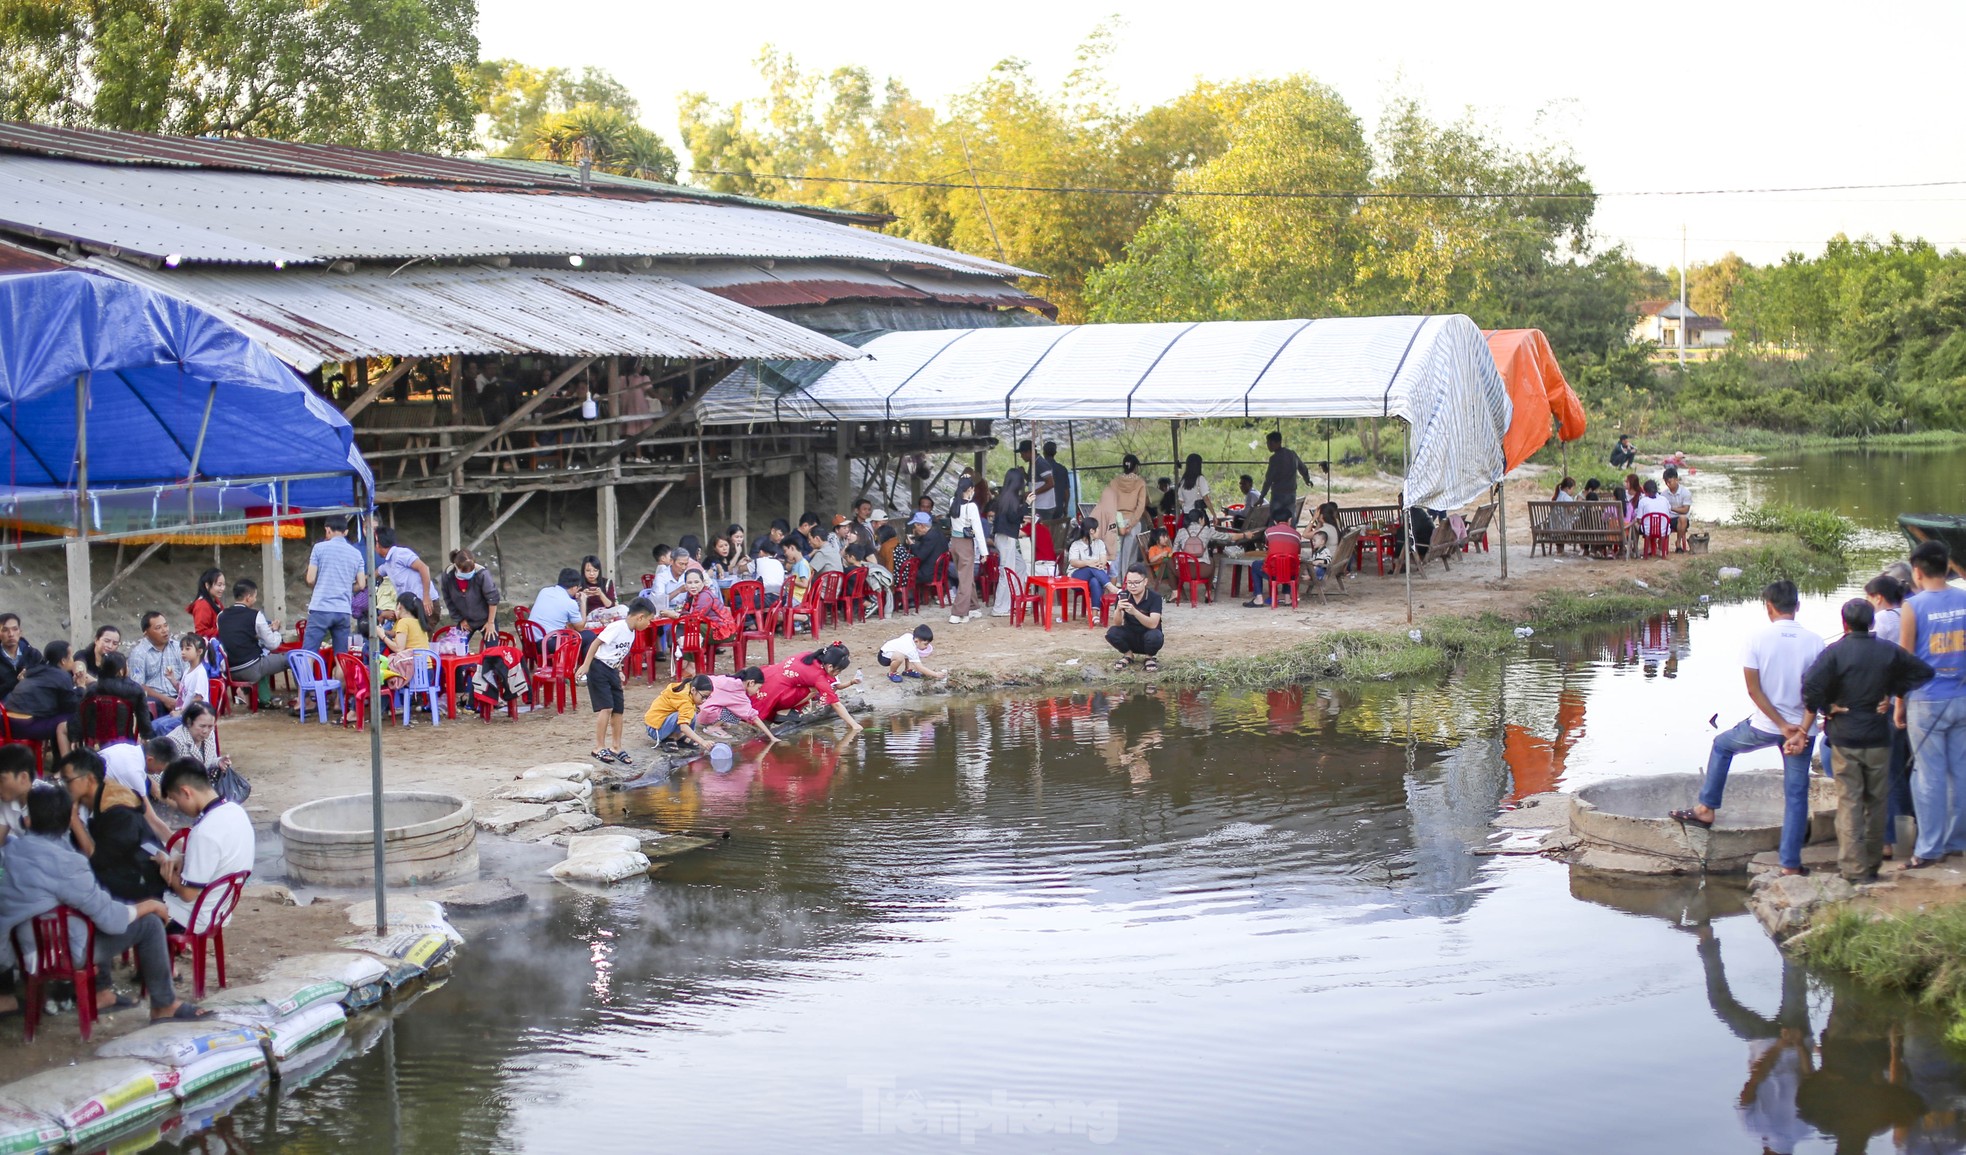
[0,0,479,152]
[470,58,676,180]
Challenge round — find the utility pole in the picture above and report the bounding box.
[1678,223,1689,370]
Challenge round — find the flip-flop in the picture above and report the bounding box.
[612,750,636,768]
[1668,808,1714,829]
[164,1003,212,1021]
[591,749,617,764]
[1907,856,1939,869]
[99,992,142,1015]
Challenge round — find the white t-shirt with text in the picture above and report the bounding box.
[591,620,637,669]
[170,799,255,931]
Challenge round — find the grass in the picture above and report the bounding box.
[1730,503,1857,556]
[1793,905,1966,1042]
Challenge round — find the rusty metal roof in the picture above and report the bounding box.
[658,260,1053,315]
[0,155,1035,279]
[0,121,885,224]
[83,258,866,370]
[0,239,66,274]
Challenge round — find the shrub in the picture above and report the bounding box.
[1730,503,1855,557]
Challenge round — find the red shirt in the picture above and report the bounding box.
[757,653,840,720]
[187,598,220,639]
[1262,523,1302,558]
[679,588,736,640]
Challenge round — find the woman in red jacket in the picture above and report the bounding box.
[756,644,862,733]
[186,568,225,639]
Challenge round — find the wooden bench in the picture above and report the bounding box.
[1527,500,1626,557]
[1335,505,1401,533]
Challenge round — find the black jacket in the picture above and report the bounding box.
[1801,632,1935,748]
[0,641,41,699]
[3,662,79,719]
[908,530,950,573]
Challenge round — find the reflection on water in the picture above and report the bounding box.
[145,452,1966,1154]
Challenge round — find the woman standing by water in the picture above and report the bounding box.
[946,477,989,624]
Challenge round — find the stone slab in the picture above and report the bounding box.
[1491,793,1574,830]
[587,826,719,859]
[417,879,527,912]
[477,803,551,834]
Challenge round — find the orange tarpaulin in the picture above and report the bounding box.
[1484,329,1587,471]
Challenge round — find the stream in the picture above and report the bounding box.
[163,445,1966,1154]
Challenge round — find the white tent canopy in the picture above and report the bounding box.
[703,314,1512,511]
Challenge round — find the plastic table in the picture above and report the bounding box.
[438,646,522,719]
[1026,575,1095,630]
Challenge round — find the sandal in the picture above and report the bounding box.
[1143,659,1159,672]
[612,750,635,768]
[101,992,143,1016]
[591,749,617,764]
[162,1003,212,1021]
[1907,856,1939,869]
[1113,658,1132,672]
[1668,808,1713,829]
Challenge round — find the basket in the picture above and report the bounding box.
[1687,532,1709,554]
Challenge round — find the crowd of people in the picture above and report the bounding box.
[1670,540,1965,883]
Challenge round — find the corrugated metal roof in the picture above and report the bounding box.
[82,258,866,370]
[0,155,1035,279]
[0,121,884,223]
[657,260,1051,314]
[0,239,66,274]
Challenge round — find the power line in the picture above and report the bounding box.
[690,170,1966,201]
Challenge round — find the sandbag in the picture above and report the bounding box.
[171,1045,268,1097]
[521,762,592,781]
[263,952,391,1010]
[334,931,455,979]
[343,898,465,946]
[202,977,350,1024]
[0,1058,179,1146]
[264,1001,347,1061]
[272,1032,350,1090]
[495,778,582,803]
[97,1020,266,1069]
[548,849,650,884]
[564,833,641,857]
[0,1103,64,1155]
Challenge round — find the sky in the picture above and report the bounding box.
[477,0,1966,271]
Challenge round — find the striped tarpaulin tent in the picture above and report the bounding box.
[703,314,1512,511]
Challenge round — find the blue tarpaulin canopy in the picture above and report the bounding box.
[0,266,372,540]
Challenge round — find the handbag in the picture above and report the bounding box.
[210,764,252,805]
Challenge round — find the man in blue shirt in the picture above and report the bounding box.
[1899,541,1966,867]
[302,517,366,655]
[529,569,586,635]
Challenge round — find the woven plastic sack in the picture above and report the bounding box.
[263,952,391,1011]
[549,849,650,884]
[522,762,593,781]
[495,778,582,803]
[202,978,349,1024]
[264,1001,347,1061]
[97,1020,266,1069]
[171,1046,269,1097]
[0,1103,63,1155]
[0,1058,179,1147]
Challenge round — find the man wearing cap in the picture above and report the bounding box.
[907,511,949,603]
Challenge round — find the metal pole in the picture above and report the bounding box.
[1067,422,1079,514]
[1403,422,1413,625]
[1498,477,1509,581]
[1679,224,1688,370]
[364,500,387,935]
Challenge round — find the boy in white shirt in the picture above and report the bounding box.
[156,759,255,932]
[575,598,657,766]
[878,624,946,683]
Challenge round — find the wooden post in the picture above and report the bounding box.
[441,495,462,559]
[449,355,463,425]
[789,468,806,524]
[261,534,286,627]
[1498,477,1509,580]
[597,484,619,574]
[834,422,853,511]
[731,475,749,533]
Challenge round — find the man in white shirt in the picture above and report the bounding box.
[1671,581,1824,875]
[156,759,255,932]
[529,569,587,634]
[1662,466,1694,552]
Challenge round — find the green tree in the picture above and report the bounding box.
[471,58,641,156]
[0,0,479,152]
[524,104,677,182]
[1688,252,1747,321]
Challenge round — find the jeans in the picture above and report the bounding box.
[1885,725,1915,849]
[302,611,351,655]
[992,535,1025,614]
[1072,566,1111,607]
[95,913,177,1010]
[1700,718,1813,870]
[646,716,683,744]
[1908,696,1966,860]
[152,713,183,736]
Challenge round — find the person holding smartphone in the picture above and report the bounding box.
[1106,564,1166,674]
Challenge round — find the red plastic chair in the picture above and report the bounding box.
[531,631,583,713]
[76,695,142,749]
[726,583,777,668]
[1640,512,1672,558]
[516,619,548,678]
[13,906,98,1041]
[778,571,840,639]
[977,553,1000,604]
[624,622,660,685]
[1263,554,1300,609]
[0,713,44,776]
[890,556,920,615]
[336,653,375,731]
[217,648,261,716]
[926,553,953,607]
[673,613,712,675]
[834,567,872,624]
[168,871,249,999]
[1173,552,1213,607]
[1000,570,1047,627]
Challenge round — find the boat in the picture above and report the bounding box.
[1899,513,1966,576]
